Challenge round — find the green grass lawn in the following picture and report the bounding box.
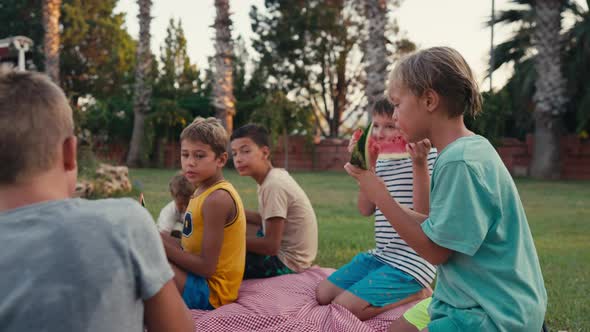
[130,168,589,331]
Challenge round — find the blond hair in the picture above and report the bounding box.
[180,117,228,157]
[389,47,482,118]
[169,173,195,199]
[0,69,74,184]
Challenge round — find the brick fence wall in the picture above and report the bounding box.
[271,136,350,171]
[92,135,590,179]
[93,142,127,164]
[497,135,590,179]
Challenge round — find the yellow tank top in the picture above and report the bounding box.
[181,180,246,308]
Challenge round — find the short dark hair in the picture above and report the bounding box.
[230,124,270,148]
[370,97,394,117]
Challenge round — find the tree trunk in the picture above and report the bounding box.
[531,0,567,179]
[128,112,146,165]
[363,0,389,117]
[127,0,153,167]
[213,0,236,134]
[531,112,562,178]
[329,48,348,138]
[42,0,61,84]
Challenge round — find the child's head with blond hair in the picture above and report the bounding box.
[388,47,482,142]
[179,117,229,185]
[180,117,229,157]
[0,69,77,201]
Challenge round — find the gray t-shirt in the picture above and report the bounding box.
[0,198,173,332]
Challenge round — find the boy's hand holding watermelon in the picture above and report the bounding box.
[349,124,380,170]
[349,123,411,170]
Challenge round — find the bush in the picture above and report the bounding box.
[465,90,532,146]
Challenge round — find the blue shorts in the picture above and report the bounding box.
[327,252,424,307]
[182,273,214,310]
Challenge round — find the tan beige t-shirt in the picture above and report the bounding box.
[258,168,318,272]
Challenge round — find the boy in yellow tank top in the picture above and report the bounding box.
[160,117,246,310]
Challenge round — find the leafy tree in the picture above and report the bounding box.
[233,36,266,129]
[251,0,366,137]
[251,91,314,169]
[151,18,208,143]
[60,0,137,104]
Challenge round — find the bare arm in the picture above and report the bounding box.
[163,190,231,278]
[407,140,433,215]
[143,280,193,332]
[412,161,430,215]
[357,190,376,217]
[245,209,263,226]
[345,163,452,265]
[246,217,285,256]
[348,133,375,217]
[161,232,182,251]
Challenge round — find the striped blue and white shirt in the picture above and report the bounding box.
[369,149,438,288]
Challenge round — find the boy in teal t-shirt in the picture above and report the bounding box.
[346,47,546,332]
[421,135,546,331]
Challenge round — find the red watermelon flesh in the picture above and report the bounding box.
[367,134,409,160]
[352,128,363,141]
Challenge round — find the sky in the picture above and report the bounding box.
[115,0,587,91]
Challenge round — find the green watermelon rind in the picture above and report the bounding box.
[363,123,374,169]
[349,123,373,170]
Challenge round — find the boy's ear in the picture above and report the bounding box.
[217,151,228,167]
[261,145,271,160]
[63,136,77,172]
[422,89,440,113]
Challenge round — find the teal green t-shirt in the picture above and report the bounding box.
[421,135,547,332]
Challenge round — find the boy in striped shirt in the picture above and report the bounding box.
[316,97,436,320]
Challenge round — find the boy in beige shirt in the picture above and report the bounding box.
[230,124,318,279]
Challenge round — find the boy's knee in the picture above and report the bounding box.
[331,292,365,317]
[315,280,335,305]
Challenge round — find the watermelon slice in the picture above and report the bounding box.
[349,123,409,169]
[349,123,373,169]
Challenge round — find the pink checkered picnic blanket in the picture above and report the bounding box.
[190,267,418,332]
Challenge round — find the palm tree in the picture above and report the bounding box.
[490,0,580,179]
[562,1,590,135]
[363,0,389,115]
[127,0,153,167]
[530,0,568,178]
[42,0,61,84]
[212,0,236,133]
